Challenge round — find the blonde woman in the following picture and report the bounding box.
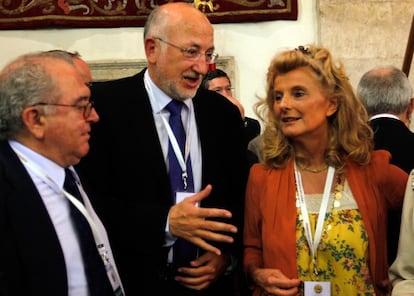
[243,45,407,296]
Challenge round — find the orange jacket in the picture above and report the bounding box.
[244,150,408,296]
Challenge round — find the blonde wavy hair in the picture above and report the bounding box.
[254,45,373,171]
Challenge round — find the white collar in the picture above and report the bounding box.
[369,113,400,121]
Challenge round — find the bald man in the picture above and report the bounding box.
[357,66,414,268]
[76,2,248,296]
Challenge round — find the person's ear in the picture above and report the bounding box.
[145,37,159,64]
[326,96,339,117]
[405,98,414,127]
[21,106,46,139]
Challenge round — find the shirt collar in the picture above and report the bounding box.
[144,69,193,113]
[9,140,67,188]
[369,113,400,121]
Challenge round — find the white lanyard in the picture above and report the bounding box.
[294,161,335,276]
[15,152,123,294]
[160,115,191,189]
[16,152,115,264]
[144,75,192,190]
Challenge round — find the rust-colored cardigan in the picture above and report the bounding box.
[243,150,408,296]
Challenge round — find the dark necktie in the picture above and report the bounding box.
[165,100,198,267]
[64,168,114,296]
[166,100,194,193]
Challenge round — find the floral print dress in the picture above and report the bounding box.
[296,180,375,296]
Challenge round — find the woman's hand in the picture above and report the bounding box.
[250,266,302,296]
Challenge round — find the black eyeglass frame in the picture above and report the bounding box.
[31,101,95,119]
[154,36,219,64]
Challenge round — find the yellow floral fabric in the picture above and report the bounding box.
[296,181,375,295]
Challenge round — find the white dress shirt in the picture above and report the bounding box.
[9,140,124,296]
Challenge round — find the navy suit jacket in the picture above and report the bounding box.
[76,69,248,295]
[0,141,69,296]
[370,117,414,265]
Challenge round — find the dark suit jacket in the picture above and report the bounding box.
[0,141,69,296]
[76,69,248,295]
[370,117,414,265]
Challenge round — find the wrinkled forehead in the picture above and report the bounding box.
[168,25,214,51]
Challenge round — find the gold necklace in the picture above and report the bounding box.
[296,161,329,173]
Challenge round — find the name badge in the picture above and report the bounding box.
[304,281,330,296]
[98,245,124,296]
[175,191,198,207]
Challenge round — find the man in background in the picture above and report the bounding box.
[201,68,261,147]
[357,65,414,265]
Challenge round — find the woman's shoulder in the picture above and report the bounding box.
[370,149,392,164]
[346,149,406,181]
[346,150,392,171]
[363,150,407,184]
[249,163,268,178]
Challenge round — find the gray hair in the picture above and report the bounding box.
[39,49,80,64]
[357,65,413,115]
[143,5,169,39]
[0,53,61,140]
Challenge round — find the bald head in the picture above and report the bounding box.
[144,2,213,39]
[357,66,413,114]
[357,65,414,126]
[39,50,92,85]
[73,57,92,85]
[142,2,215,100]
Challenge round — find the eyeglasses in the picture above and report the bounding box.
[32,101,95,119]
[154,37,219,64]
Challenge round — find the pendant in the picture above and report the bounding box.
[335,191,342,199]
[314,284,323,294]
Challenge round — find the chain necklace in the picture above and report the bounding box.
[296,161,329,173]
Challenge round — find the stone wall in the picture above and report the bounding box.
[319,0,414,89]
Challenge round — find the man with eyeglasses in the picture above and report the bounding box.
[75,2,249,296]
[0,52,124,295]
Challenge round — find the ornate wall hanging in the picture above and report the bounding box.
[0,0,298,29]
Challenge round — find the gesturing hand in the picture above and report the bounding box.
[168,184,237,255]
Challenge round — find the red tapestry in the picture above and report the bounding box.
[0,0,297,30]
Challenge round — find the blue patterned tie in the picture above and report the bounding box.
[165,100,197,267]
[64,168,114,296]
